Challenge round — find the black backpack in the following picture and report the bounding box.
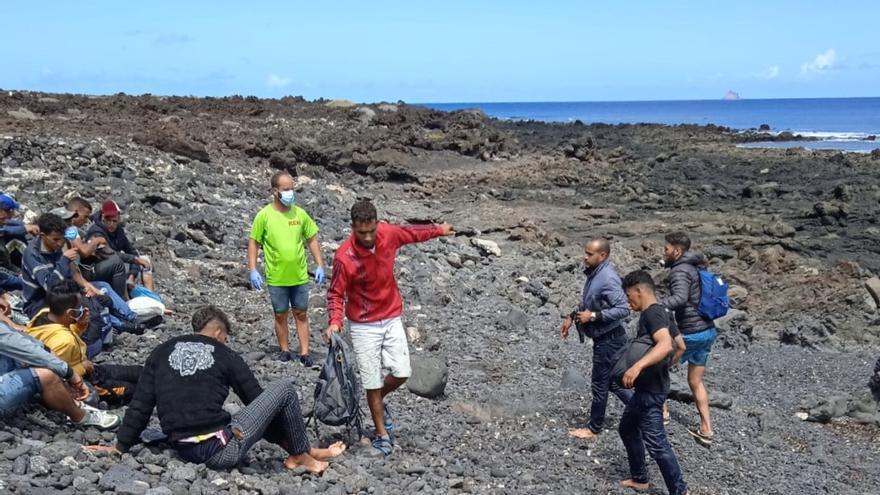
[310,333,364,437]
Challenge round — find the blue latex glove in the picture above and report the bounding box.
[64,226,79,241]
[315,266,325,285]
[248,270,264,290]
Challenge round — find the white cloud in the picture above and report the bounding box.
[266,74,291,88]
[800,49,836,75]
[765,65,780,79]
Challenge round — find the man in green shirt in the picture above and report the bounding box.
[247,171,325,367]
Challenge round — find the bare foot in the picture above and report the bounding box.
[284,453,329,474]
[310,440,347,461]
[568,428,599,440]
[620,479,650,492]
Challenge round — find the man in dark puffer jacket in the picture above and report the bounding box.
[659,232,717,448]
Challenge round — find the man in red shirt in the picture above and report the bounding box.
[325,200,454,456]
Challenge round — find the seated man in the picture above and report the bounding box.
[0,321,120,429]
[0,193,38,271]
[51,207,153,338]
[86,305,344,473]
[86,200,154,295]
[26,280,142,406]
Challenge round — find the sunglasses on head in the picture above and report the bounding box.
[69,306,85,320]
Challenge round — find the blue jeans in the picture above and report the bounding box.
[268,284,310,313]
[588,327,633,433]
[92,281,138,322]
[680,327,717,367]
[0,355,41,418]
[619,390,687,495]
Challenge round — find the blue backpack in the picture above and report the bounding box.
[697,270,730,320]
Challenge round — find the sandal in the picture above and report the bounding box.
[688,428,713,448]
[371,436,393,457]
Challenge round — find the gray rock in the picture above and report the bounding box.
[13,455,28,475]
[560,367,588,390]
[4,444,32,459]
[807,396,850,423]
[865,277,880,308]
[147,488,174,495]
[117,480,151,495]
[471,238,501,257]
[172,465,197,481]
[100,464,142,490]
[407,355,448,398]
[28,455,50,476]
[446,253,463,269]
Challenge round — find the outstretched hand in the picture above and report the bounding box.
[438,223,455,236]
[560,318,572,339]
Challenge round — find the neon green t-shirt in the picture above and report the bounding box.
[249,204,319,286]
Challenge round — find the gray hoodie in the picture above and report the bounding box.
[0,322,72,379]
[659,251,715,335]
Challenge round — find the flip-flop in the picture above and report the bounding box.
[688,428,713,448]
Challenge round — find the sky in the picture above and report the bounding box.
[1,1,878,103]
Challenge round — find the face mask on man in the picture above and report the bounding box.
[279,190,295,206]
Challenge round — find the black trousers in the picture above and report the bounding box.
[82,255,128,299]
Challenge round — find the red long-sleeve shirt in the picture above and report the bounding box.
[327,222,443,326]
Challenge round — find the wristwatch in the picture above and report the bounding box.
[591,311,601,322]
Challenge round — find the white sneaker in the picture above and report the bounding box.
[76,404,121,430]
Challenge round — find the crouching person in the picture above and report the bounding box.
[26,280,141,406]
[85,305,345,473]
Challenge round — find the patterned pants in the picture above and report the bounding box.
[206,380,311,469]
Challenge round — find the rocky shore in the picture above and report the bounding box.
[1,90,879,494]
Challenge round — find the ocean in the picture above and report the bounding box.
[424,97,880,152]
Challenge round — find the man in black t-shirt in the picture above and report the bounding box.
[618,270,687,495]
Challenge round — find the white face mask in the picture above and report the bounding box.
[279,190,295,206]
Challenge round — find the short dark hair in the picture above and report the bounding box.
[622,270,656,292]
[191,305,231,334]
[270,170,293,189]
[588,238,611,255]
[37,213,66,236]
[351,200,377,224]
[47,280,82,315]
[67,197,92,212]
[664,232,691,251]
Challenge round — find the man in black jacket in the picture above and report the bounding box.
[659,232,716,447]
[85,200,155,296]
[86,305,344,474]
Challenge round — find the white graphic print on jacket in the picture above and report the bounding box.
[168,342,215,376]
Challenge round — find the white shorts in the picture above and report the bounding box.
[349,317,411,390]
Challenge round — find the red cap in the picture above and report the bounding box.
[101,200,121,217]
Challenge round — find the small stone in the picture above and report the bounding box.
[4,444,32,459]
[560,367,589,390]
[471,238,501,257]
[29,455,50,476]
[446,253,463,269]
[13,455,28,475]
[117,480,151,495]
[172,465,197,481]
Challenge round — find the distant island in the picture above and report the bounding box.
[723,90,741,101]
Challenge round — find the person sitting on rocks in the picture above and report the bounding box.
[247,170,325,366]
[659,232,717,448]
[86,200,155,297]
[50,207,152,339]
[26,280,143,406]
[1,271,25,331]
[21,212,104,318]
[85,305,345,474]
[619,270,688,495]
[63,198,107,260]
[0,193,39,271]
[1,321,121,429]
[326,199,455,456]
[561,238,633,440]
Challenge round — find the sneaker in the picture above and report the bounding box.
[277,351,292,362]
[383,403,394,432]
[370,435,393,457]
[77,404,121,430]
[299,354,320,370]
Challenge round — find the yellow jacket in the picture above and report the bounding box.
[25,309,89,377]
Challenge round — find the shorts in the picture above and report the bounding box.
[0,358,41,418]
[350,317,411,390]
[680,327,717,367]
[268,284,310,313]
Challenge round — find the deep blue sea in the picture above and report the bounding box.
[424,97,880,152]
